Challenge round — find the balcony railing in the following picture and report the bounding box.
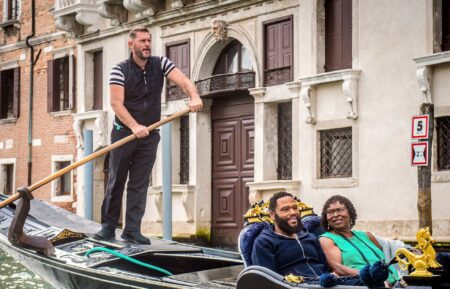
[55,0,97,11]
[166,72,256,101]
[264,66,292,86]
[195,71,256,96]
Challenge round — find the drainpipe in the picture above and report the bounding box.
[25,0,36,186]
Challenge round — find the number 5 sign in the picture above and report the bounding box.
[412,115,429,139]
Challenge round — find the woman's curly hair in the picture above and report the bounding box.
[321,195,357,231]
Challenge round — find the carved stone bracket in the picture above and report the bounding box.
[342,77,358,120]
[249,87,267,103]
[285,81,301,98]
[152,185,195,223]
[416,66,433,104]
[299,69,361,124]
[171,0,189,9]
[123,0,164,17]
[73,120,83,149]
[53,0,101,34]
[72,110,107,150]
[55,16,84,35]
[247,180,301,205]
[300,85,316,124]
[413,51,450,104]
[97,0,127,26]
[180,190,193,222]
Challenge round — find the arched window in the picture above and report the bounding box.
[213,40,253,75]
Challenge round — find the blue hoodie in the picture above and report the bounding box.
[251,225,329,277]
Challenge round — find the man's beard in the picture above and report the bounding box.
[274,214,303,235]
[135,48,150,60]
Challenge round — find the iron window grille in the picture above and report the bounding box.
[179,116,190,184]
[437,116,450,170]
[320,127,352,178]
[277,102,292,180]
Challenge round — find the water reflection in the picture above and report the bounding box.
[0,249,53,289]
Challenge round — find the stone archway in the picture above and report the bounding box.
[193,25,259,247]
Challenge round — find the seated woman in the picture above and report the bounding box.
[319,195,400,287]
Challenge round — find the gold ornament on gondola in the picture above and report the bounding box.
[284,273,304,283]
[243,197,316,225]
[243,200,272,224]
[395,227,442,277]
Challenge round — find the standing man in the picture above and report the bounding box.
[94,26,203,244]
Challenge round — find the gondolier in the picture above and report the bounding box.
[94,26,203,244]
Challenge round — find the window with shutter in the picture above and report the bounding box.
[0,163,15,195]
[4,0,19,21]
[263,16,293,86]
[47,55,76,112]
[93,51,103,110]
[325,0,352,72]
[443,0,450,51]
[0,68,19,120]
[166,41,190,101]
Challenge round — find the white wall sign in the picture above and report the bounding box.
[411,141,428,166]
[412,115,429,139]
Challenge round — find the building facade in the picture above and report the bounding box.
[0,0,77,211]
[2,0,449,247]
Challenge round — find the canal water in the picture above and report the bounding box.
[0,249,54,289]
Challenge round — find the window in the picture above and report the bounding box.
[213,40,253,75]
[166,41,189,101]
[264,16,293,86]
[437,116,450,170]
[0,68,20,120]
[277,102,292,180]
[443,0,450,51]
[0,163,14,195]
[320,127,352,178]
[93,51,103,110]
[179,116,189,184]
[325,0,352,72]
[47,55,75,112]
[3,0,19,22]
[51,155,73,200]
[200,40,255,93]
[54,161,71,196]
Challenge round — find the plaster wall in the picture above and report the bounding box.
[298,0,449,238]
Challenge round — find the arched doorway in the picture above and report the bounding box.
[210,40,255,247]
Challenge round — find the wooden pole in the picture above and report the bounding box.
[0,107,191,209]
[417,103,434,232]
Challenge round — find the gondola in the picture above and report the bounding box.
[0,109,445,289]
[0,194,246,289]
[2,194,447,289]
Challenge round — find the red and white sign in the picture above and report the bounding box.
[411,141,428,166]
[412,115,429,139]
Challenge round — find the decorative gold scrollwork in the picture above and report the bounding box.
[395,227,442,277]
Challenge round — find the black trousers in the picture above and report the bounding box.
[100,128,160,233]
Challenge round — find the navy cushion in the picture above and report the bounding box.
[239,222,270,267]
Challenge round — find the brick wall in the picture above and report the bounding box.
[0,0,77,212]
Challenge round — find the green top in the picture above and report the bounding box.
[321,230,399,284]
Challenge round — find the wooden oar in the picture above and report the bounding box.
[0,107,191,209]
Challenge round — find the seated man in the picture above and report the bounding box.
[251,191,365,286]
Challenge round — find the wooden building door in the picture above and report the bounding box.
[211,95,254,247]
